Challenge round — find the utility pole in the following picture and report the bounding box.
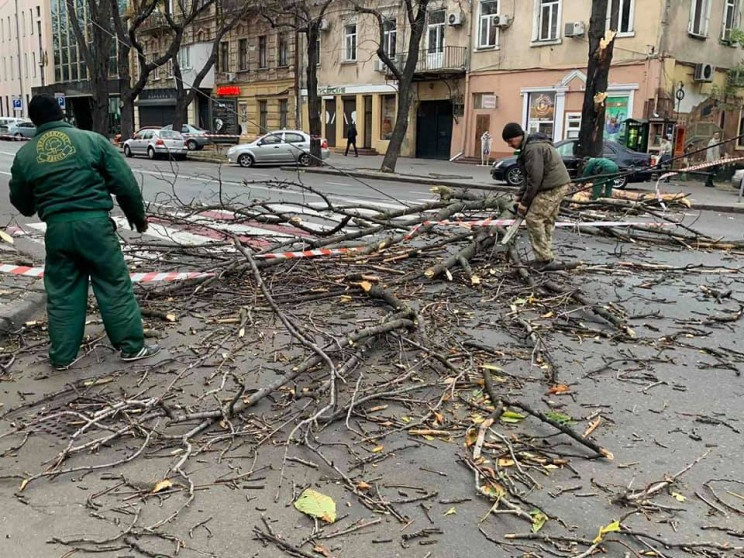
[577,0,617,158]
[14,0,26,118]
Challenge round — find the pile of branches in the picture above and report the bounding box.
[1,179,742,557]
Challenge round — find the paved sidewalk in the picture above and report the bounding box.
[0,241,45,333]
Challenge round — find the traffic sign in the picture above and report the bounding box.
[55,93,66,110]
[12,97,22,112]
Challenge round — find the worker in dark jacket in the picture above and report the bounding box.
[502,123,571,270]
[581,157,619,200]
[345,122,358,157]
[9,94,160,370]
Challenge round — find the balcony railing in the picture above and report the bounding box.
[388,46,468,76]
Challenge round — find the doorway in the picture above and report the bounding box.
[416,100,453,160]
[342,96,356,139]
[474,114,491,157]
[325,99,336,147]
[363,95,373,148]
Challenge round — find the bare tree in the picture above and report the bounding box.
[354,0,431,173]
[169,0,258,132]
[577,0,617,158]
[67,0,114,135]
[259,0,334,167]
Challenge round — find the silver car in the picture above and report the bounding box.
[732,168,744,191]
[161,123,211,151]
[0,117,26,134]
[7,121,36,138]
[227,130,330,167]
[123,129,188,160]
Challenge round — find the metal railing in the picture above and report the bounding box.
[391,46,468,74]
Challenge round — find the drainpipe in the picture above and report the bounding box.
[14,0,25,117]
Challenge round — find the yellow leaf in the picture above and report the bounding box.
[356,482,371,491]
[443,507,457,516]
[547,384,571,395]
[481,482,505,499]
[433,411,444,424]
[19,479,29,492]
[465,429,479,447]
[593,520,621,543]
[165,313,177,322]
[152,479,173,493]
[294,489,337,523]
[497,458,515,467]
[0,230,14,245]
[671,492,687,502]
[372,445,384,453]
[359,281,372,292]
[401,416,411,423]
[471,276,481,285]
[530,510,547,533]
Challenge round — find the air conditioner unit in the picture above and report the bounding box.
[448,10,464,26]
[694,63,715,82]
[564,21,586,38]
[225,72,236,83]
[494,14,512,28]
[318,18,330,31]
[374,59,388,72]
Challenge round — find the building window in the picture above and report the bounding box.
[535,0,560,42]
[219,41,229,72]
[152,52,160,79]
[478,0,499,48]
[564,113,582,139]
[238,38,248,70]
[608,0,634,35]
[722,0,740,41]
[473,92,498,109]
[427,10,445,53]
[380,94,395,140]
[24,53,28,78]
[21,11,25,36]
[689,0,711,37]
[315,35,321,66]
[179,46,190,69]
[258,36,267,68]
[527,92,556,138]
[279,99,288,129]
[278,34,288,66]
[383,18,396,56]
[167,58,173,77]
[259,100,267,132]
[344,24,357,61]
[29,9,33,34]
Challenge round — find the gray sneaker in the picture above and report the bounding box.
[121,344,161,362]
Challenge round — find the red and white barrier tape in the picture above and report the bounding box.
[0,265,213,282]
[253,247,361,260]
[656,155,744,208]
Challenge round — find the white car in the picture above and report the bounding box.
[0,117,26,134]
[123,129,188,160]
[227,130,330,167]
[731,168,744,190]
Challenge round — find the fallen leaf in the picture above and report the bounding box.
[401,416,411,423]
[372,445,384,453]
[671,491,687,502]
[165,313,177,322]
[530,510,547,533]
[593,520,621,543]
[443,507,457,516]
[497,458,515,467]
[19,479,29,492]
[481,482,505,499]
[500,410,526,424]
[356,482,371,491]
[465,429,478,447]
[547,384,571,395]
[0,230,14,245]
[152,479,173,493]
[359,281,373,292]
[339,295,352,303]
[545,411,574,425]
[294,489,337,523]
[313,545,332,558]
[433,411,445,424]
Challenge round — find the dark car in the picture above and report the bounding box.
[491,139,652,189]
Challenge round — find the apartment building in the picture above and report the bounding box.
[304,0,470,158]
[0,0,53,120]
[465,0,744,158]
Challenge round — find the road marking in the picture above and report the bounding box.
[111,216,213,246]
[327,182,352,187]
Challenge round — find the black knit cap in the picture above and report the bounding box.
[29,94,64,127]
[502,122,524,141]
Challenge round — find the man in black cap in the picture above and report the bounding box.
[501,122,571,270]
[9,94,160,370]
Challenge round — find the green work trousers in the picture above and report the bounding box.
[44,212,144,367]
[592,179,615,200]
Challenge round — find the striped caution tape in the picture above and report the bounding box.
[253,247,361,260]
[0,265,214,282]
[656,155,744,208]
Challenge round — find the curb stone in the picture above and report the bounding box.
[0,289,46,334]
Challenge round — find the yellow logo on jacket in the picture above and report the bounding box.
[36,131,76,164]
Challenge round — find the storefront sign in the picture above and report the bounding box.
[604,96,629,141]
[481,94,497,110]
[210,98,239,135]
[320,86,346,95]
[217,86,241,96]
[529,93,555,121]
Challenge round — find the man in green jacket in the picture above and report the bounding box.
[581,157,619,200]
[9,95,160,370]
[502,123,571,271]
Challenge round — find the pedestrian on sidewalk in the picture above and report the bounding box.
[705,131,721,188]
[9,94,160,370]
[580,157,619,200]
[501,122,571,271]
[345,122,358,157]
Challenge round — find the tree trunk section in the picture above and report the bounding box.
[577,0,616,158]
[306,23,322,167]
[120,89,135,139]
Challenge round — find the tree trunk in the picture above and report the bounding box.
[380,1,429,173]
[120,88,135,139]
[577,0,616,158]
[306,22,322,166]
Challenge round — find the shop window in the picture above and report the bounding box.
[527,92,556,138]
[380,94,395,140]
